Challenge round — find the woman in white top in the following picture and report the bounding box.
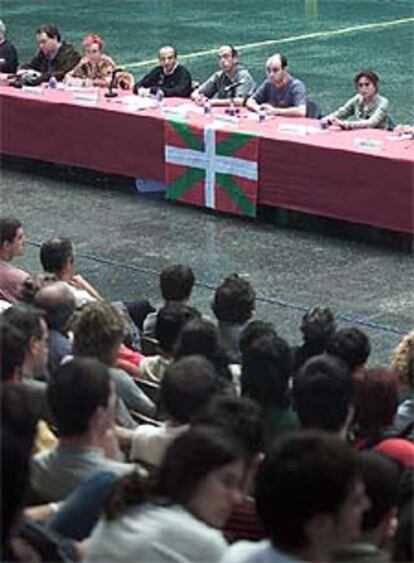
[84,425,247,562]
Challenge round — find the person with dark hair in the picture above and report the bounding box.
[18,24,80,83]
[194,395,266,542]
[326,326,371,372]
[122,355,220,468]
[85,425,247,562]
[246,52,306,117]
[139,302,200,383]
[333,451,400,563]
[0,316,26,382]
[0,19,18,74]
[134,45,192,97]
[31,358,135,502]
[322,69,389,130]
[143,264,195,338]
[223,431,370,563]
[174,317,234,385]
[191,44,255,106]
[242,333,298,447]
[0,216,28,304]
[211,273,256,361]
[239,320,278,357]
[293,306,336,372]
[292,354,354,437]
[17,272,58,304]
[34,282,75,375]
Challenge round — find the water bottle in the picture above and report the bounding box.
[155,88,164,107]
[258,107,266,124]
[203,99,211,116]
[48,75,58,89]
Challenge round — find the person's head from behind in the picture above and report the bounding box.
[212,273,255,325]
[326,326,371,372]
[292,354,353,435]
[36,24,61,57]
[354,69,379,101]
[155,302,200,355]
[73,301,126,366]
[353,367,399,441]
[159,45,177,74]
[159,355,220,424]
[157,425,247,528]
[357,452,400,542]
[47,357,112,438]
[0,318,26,382]
[0,216,25,261]
[300,306,336,347]
[160,264,195,303]
[174,318,232,382]
[239,320,277,358]
[241,333,292,409]
[392,329,414,391]
[33,281,75,333]
[39,237,74,278]
[82,33,104,63]
[17,272,58,304]
[3,303,48,378]
[256,431,368,559]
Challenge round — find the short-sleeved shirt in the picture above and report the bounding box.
[253,76,306,109]
[198,66,256,99]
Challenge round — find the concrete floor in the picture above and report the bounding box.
[1,158,413,365]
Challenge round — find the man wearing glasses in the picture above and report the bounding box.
[246,53,307,117]
[191,44,255,107]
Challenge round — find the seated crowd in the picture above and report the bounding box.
[1,20,413,131]
[1,213,413,562]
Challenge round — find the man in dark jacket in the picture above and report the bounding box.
[20,24,80,82]
[133,45,192,98]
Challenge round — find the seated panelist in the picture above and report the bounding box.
[321,69,389,130]
[133,45,192,98]
[64,34,116,88]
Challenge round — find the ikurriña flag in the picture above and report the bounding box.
[165,119,259,217]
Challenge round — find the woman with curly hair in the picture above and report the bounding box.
[64,34,116,88]
[391,330,414,438]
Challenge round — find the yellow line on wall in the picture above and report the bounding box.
[122,17,414,69]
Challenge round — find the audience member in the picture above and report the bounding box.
[85,425,246,562]
[326,326,371,372]
[241,332,298,447]
[322,69,389,130]
[139,302,200,383]
[33,282,76,375]
[17,271,58,304]
[191,45,255,106]
[174,317,234,385]
[0,19,18,73]
[391,330,414,439]
[293,305,336,372]
[64,33,116,87]
[223,431,369,563]
[211,273,255,361]
[73,301,155,423]
[239,320,278,357]
[292,354,354,438]
[0,216,29,304]
[134,45,192,97]
[142,263,195,338]
[123,355,220,468]
[333,451,400,563]
[246,52,306,116]
[19,24,80,83]
[31,358,136,502]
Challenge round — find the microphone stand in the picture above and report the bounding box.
[105,69,120,98]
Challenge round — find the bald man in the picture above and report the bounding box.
[133,45,192,98]
[246,53,307,117]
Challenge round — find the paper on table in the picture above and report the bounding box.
[119,95,157,110]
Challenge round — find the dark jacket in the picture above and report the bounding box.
[0,40,19,73]
[22,41,81,82]
[134,64,192,97]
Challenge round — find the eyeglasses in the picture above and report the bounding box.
[358,81,371,87]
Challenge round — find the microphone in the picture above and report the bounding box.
[223,80,244,94]
[105,68,125,98]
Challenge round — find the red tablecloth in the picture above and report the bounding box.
[1,86,413,233]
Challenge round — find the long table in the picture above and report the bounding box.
[1,86,413,233]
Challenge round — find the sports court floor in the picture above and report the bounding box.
[1,0,413,364]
